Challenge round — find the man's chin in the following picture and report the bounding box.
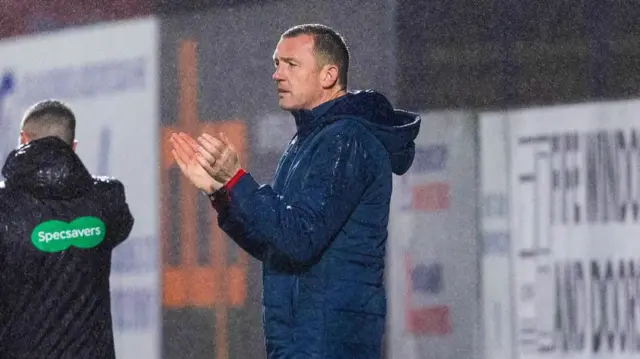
[278,100,297,111]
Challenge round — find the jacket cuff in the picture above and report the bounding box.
[224,169,247,191]
[209,169,250,211]
[227,172,260,203]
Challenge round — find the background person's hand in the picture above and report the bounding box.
[170,132,224,194]
[195,132,242,184]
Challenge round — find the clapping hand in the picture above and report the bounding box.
[170,132,243,194]
[170,132,223,194]
[194,132,242,185]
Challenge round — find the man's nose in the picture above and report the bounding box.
[272,70,281,81]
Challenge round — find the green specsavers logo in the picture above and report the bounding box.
[31,216,106,253]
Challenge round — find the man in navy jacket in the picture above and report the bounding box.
[171,23,421,359]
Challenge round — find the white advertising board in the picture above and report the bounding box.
[479,111,514,359]
[388,111,480,359]
[507,99,640,359]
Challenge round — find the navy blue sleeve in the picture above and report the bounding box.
[218,125,372,264]
[215,199,269,261]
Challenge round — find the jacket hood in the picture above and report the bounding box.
[293,90,421,175]
[1,136,93,199]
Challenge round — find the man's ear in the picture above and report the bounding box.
[19,131,29,146]
[321,64,339,89]
[72,139,78,152]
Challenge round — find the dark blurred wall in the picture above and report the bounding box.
[155,0,279,14]
[396,0,640,110]
[0,0,151,38]
[158,1,396,358]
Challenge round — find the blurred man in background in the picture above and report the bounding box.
[172,23,421,359]
[0,100,134,358]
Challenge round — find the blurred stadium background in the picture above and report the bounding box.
[1,1,639,358]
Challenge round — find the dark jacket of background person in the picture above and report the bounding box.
[0,136,134,359]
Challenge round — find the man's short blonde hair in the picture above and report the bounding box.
[21,99,76,145]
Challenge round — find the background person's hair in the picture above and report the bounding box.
[282,23,350,89]
[21,99,76,145]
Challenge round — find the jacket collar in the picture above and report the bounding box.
[291,96,346,135]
